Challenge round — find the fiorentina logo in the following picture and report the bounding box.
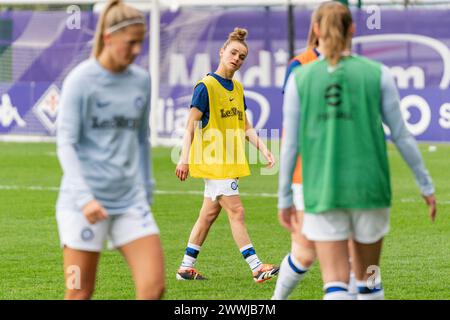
[32,84,60,134]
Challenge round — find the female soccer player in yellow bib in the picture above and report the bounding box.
[175,28,279,283]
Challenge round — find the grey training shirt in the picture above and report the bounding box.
[56,59,154,214]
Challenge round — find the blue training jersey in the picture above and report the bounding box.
[56,58,154,214]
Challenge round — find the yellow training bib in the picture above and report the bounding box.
[189,75,251,179]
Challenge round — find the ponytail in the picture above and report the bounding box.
[307,9,319,48]
[315,2,353,65]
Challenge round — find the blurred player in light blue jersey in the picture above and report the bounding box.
[56,0,164,300]
[279,1,436,300]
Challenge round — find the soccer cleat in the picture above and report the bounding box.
[253,264,280,283]
[176,267,207,280]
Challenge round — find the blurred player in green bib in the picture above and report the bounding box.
[278,1,436,300]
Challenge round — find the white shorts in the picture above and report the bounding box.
[302,208,390,244]
[292,183,304,211]
[204,178,239,201]
[56,203,160,252]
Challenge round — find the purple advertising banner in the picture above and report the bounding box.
[0,8,449,142]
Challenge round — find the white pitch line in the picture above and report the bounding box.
[0,185,276,198]
[0,185,448,203]
[0,185,60,191]
[155,189,277,198]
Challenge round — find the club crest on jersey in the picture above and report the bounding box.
[134,96,145,110]
[81,227,94,241]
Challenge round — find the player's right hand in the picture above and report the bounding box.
[278,205,298,233]
[423,194,437,222]
[82,199,108,224]
[176,162,189,181]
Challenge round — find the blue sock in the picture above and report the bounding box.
[323,282,352,300]
[180,243,201,268]
[240,244,262,271]
[356,280,385,300]
[272,254,308,300]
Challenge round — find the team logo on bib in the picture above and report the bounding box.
[231,181,238,190]
[81,227,94,241]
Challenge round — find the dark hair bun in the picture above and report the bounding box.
[228,27,248,42]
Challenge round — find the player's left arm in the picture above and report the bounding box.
[380,65,436,221]
[244,99,275,169]
[245,118,275,168]
[138,76,154,205]
[277,73,301,231]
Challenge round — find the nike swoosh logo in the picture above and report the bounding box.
[96,101,111,108]
[229,97,234,102]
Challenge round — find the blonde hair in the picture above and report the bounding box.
[222,27,249,50]
[315,1,353,65]
[92,0,145,58]
[307,8,319,48]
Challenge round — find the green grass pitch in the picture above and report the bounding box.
[0,142,448,299]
